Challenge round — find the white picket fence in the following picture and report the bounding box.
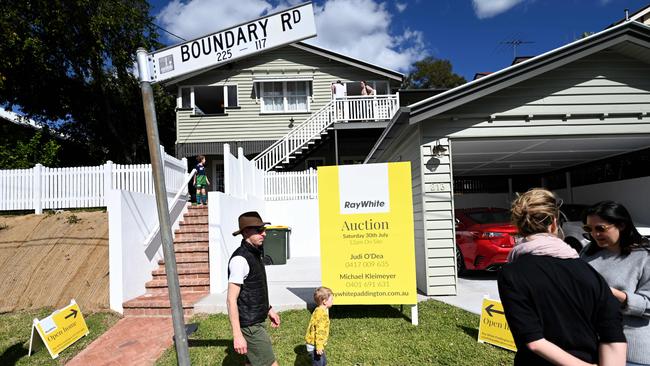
[265,169,318,201]
[223,144,318,201]
[0,146,188,213]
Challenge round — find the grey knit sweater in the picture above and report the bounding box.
[581,245,650,364]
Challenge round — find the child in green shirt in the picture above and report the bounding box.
[304,287,334,366]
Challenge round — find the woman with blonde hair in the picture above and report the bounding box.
[498,188,626,366]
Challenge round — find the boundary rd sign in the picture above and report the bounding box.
[478,298,517,352]
[146,2,317,83]
[29,299,89,359]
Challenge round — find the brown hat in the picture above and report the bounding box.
[232,211,270,236]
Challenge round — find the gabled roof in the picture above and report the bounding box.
[408,20,650,124]
[163,41,403,85]
[290,42,403,81]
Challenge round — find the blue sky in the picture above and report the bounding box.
[148,0,649,81]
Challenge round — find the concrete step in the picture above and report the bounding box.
[174,232,208,242]
[152,263,209,276]
[183,210,209,217]
[152,272,209,281]
[175,225,208,234]
[159,252,208,265]
[180,216,208,225]
[122,291,208,317]
[145,278,210,293]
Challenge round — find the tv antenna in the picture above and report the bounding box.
[500,39,535,58]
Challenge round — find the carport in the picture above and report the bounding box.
[366,20,650,296]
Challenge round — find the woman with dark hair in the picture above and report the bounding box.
[581,201,650,366]
[498,188,627,366]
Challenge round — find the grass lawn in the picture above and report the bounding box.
[157,300,514,365]
[0,308,120,365]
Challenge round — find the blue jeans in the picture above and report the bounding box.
[627,362,650,366]
[308,350,327,366]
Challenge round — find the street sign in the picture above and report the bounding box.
[29,299,89,359]
[477,298,517,351]
[146,2,317,83]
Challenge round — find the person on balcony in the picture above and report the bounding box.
[360,80,376,96]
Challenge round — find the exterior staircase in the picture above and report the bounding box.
[254,95,399,171]
[122,205,209,317]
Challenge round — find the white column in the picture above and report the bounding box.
[223,144,231,195]
[34,164,43,214]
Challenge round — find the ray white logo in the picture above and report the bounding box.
[339,164,389,214]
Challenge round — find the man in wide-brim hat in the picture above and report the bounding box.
[227,211,280,366]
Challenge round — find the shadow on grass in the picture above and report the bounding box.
[188,339,232,348]
[0,342,29,366]
[329,305,411,322]
[293,344,311,366]
[458,325,479,339]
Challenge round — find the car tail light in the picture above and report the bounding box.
[473,232,513,248]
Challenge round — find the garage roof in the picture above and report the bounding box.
[366,20,650,166]
[409,20,650,124]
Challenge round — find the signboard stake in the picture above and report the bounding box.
[411,304,419,326]
[136,48,190,366]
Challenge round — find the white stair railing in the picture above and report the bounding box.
[253,94,399,171]
[254,100,335,171]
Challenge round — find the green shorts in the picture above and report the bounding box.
[195,175,208,188]
[241,323,276,366]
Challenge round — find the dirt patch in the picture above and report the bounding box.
[0,211,108,313]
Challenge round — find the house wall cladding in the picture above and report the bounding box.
[175,46,400,144]
[369,124,430,294]
[419,138,456,296]
[423,49,650,137]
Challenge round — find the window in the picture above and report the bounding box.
[178,85,238,115]
[259,81,310,113]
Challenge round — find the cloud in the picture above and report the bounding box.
[396,2,408,12]
[156,0,426,72]
[156,0,272,40]
[472,0,524,19]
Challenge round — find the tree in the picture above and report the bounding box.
[404,57,466,89]
[0,0,176,164]
[0,129,61,169]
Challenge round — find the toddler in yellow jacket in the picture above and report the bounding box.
[305,287,334,366]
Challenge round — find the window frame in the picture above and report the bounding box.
[258,80,311,114]
[177,84,239,115]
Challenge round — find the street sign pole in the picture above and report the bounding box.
[136,48,190,366]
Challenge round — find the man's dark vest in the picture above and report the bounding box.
[228,240,269,327]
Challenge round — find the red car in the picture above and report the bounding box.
[454,207,517,275]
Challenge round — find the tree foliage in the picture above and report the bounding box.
[0,0,176,164]
[404,57,466,89]
[0,129,61,169]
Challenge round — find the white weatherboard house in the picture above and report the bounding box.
[366,20,650,296]
[164,41,403,185]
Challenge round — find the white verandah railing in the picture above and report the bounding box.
[254,94,399,172]
[265,169,318,201]
[0,146,188,213]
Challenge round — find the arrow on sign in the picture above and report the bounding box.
[485,304,505,317]
[65,308,78,319]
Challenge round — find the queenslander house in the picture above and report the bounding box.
[163,41,404,189]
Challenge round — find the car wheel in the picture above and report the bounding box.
[564,238,582,254]
[456,247,467,277]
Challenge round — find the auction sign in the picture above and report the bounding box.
[318,162,417,305]
[146,2,316,83]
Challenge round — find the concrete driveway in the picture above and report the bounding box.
[430,272,500,315]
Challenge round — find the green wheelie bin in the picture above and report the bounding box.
[263,226,291,265]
